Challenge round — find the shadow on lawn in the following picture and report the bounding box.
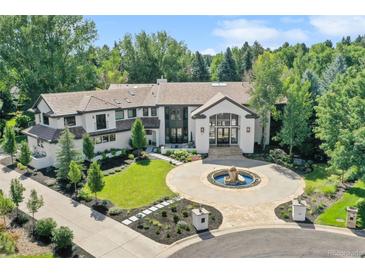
[135,159,151,166]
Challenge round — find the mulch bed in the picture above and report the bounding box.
[275,182,354,224]
[129,199,223,245]
[2,210,93,258]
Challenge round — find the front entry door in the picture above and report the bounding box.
[217,127,230,145]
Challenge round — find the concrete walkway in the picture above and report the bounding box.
[0,160,166,258]
[167,158,304,228]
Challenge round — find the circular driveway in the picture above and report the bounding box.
[170,228,365,258]
[167,158,304,227]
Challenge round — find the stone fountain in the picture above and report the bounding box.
[224,166,245,185]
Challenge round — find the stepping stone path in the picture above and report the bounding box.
[121,196,183,226]
[149,153,183,166]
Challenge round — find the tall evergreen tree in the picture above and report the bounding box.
[19,141,31,167]
[318,54,347,94]
[56,128,80,181]
[191,51,210,81]
[82,134,95,161]
[131,118,147,155]
[217,47,238,81]
[1,125,16,164]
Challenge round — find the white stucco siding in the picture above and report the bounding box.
[83,110,116,133]
[193,99,256,154]
[158,106,165,145]
[93,131,131,153]
[37,99,51,113]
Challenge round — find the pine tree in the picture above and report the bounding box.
[191,51,210,81]
[9,178,25,218]
[241,48,253,78]
[19,141,31,167]
[56,128,80,181]
[68,160,83,193]
[131,118,147,156]
[1,125,16,164]
[217,47,238,81]
[86,161,104,203]
[83,134,95,161]
[319,55,347,94]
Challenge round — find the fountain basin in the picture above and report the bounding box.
[208,169,261,189]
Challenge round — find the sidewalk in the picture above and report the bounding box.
[0,161,166,258]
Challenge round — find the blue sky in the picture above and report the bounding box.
[87,16,365,54]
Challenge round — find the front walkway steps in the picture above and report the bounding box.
[121,196,183,226]
[149,153,183,166]
[0,161,166,258]
[208,146,243,160]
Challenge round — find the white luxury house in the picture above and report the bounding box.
[23,79,270,169]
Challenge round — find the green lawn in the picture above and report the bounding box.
[2,252,54,258]
[84,159,175,209]
[304,164,338,195]
[316,180,365,228]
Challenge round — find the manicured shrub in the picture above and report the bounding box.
[16,162,27,170]
[14,212,29,226]
[173,214,179,224]
[269,149,292,167]
[128,154,135,160]
[140,151,149,160]
[77,189,92,202]
[161,210,167,217]
[182,211,189,218]
[52,226,74,250]
[108,207,123,216]
[0,232,16,255]
[304,184,315,195]
[35,218,57,241]
[170,205,177,212]
[15,114,32,129]
[176,220,189,231]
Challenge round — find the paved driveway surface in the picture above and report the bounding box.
[170,228,365,258]
[167,158,304,228]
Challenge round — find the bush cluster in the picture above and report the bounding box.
[35,218,57,241]
[165,149,201,163]
[108,206,123,215]
[0,232,16,255]
[269,149,292,168]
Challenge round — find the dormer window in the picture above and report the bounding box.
[64,116,76,127]
[43,113,49,125]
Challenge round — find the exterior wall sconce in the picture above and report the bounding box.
[246,127,251,133]
[200,127,205,133]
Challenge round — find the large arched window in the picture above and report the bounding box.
[209,113,239,146]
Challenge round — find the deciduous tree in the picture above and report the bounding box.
[9,178,25,218]
[86,161,104,203]
[1,125,17,164]
[26,189,44,232]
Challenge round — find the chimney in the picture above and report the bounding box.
[157,76,167,84]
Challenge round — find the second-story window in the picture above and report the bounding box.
[64,116,76,127]
[115,110,124,121]
[43,113,49,125]
[143,107,149,116]
[96,114,107,130]
[151,107,157,116]
[128,109,136,118]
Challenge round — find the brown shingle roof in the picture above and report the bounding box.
[37,82,252,116]
[22,125,86,143]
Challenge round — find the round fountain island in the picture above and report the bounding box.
[208,166,261,189]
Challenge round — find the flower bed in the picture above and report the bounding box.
[164,149,201,163]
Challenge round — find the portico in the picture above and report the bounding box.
[191,92,258,154]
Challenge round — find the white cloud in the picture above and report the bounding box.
[212,18,309,49]
[310,16,365,36]
[200,48,216,55]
